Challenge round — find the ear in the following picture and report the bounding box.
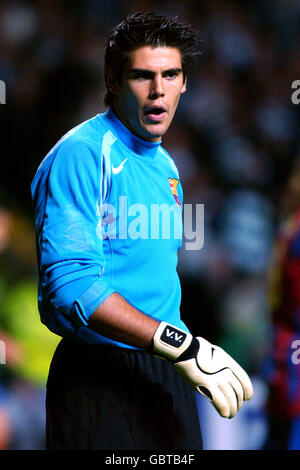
[105,67,119,94]
[181,75,187,94]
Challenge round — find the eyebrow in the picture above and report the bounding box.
[128,67,183,78]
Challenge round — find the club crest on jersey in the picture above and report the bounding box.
[168,178,182,208]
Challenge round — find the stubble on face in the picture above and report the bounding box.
[112,46,186,142]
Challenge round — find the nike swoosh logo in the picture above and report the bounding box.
[112,158,128,175]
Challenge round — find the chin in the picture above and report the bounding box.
[144,124,168,140]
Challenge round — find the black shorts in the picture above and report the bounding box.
[46,338,203,450]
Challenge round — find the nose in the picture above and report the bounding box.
[149,75,164,99]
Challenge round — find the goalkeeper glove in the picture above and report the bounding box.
[152,321,253,419]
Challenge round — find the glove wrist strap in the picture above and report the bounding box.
[152,321,193,362]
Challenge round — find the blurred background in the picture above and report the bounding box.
[0,0,300,450]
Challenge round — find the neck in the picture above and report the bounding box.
[111,104,162,144]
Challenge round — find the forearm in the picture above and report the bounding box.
[87,292,160,349]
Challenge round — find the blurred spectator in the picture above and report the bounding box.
[0,0,299,449]
[263,156,300,450]
[217,189,274,276]
[0,190,59,449]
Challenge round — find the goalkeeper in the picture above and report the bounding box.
[31,13,253,450]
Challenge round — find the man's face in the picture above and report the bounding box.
[111,46,187,142]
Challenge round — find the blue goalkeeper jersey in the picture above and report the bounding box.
[31,108,189,348]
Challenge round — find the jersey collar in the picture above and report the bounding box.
[104,108,162,159]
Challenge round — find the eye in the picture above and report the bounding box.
[165,71,179,80]
[136,74,148,81]
[130,71,153,81]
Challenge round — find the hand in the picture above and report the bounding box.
[152,322,253,418]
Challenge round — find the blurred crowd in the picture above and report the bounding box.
[0,0,300,449]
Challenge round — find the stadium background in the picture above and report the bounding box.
[0,0,299,449]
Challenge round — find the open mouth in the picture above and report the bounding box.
[144,106,167,121]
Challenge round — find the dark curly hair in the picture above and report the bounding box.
[104,12,201,106]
